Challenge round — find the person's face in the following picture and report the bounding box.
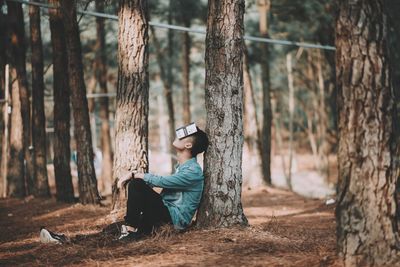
[172,136,193,151]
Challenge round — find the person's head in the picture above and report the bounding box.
[173,126,209,157]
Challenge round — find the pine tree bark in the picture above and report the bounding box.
[257,0,272,185]
[29,4,50,197]
[111,0,149,217]
[197,0,248,228]
[60,0,100,205]
[7,68,24,197]
[95,0,114,195]
[386,0,400,204]
[6,2,29,197]
[336,1,400,265]
[243,46,263,189]
[49,0,74,203]
[0,0,6,197]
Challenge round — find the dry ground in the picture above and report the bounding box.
[0,186,341,267]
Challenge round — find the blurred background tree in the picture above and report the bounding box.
[0,0,338,201]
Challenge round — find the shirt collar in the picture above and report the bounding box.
[175,157,196,169]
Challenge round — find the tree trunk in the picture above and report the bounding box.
[258,0,272,185]
[60,0,100,205]
[286,53,294,191]
[316,50,330,182]
[7,69,25,197]
[0,1,7,198]
[29,3,50,197]
[386,0,400,209]
[7,1,33,196]
[6,2,29,197]
[181,23,191,124]
[336,1,400,265]
[111,0,149,218]
[243,46,263,189]
[87,74,97,114]
[197,0,248,228]
[302,50,331,182]
[95,0,113,196]
[271,97,288,182]
[157,94,168,155]
[49,0,74,203]
[150,27,176,172]
[167,0,176,169]
[1,64,10,198]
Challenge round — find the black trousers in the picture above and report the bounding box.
[125,179,172,234]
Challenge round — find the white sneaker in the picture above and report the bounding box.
[118,225,138,240]
[118,225,129,240]
[39,227,67,244]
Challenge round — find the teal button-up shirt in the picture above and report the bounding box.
[143,158,204,230]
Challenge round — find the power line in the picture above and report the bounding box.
[5,0,336,51]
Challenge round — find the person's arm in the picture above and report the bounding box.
[139,165,201,190]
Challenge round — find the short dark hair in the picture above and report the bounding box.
[187,127,209,157]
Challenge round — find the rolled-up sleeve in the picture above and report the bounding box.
[143,166,200,190]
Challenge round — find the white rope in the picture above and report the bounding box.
[43,92,116,101]
[5,0,336,51]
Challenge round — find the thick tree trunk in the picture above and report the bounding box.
[7,69,24,197]
[29,4,50,197]
[181,25,191,124]
[6,2,29,197]
[0,1,6,198]
[150,27,176,172]
[111,0,149,218]
[386,0,400,207]
[49,0,74,203]
[7,2,33,196]
[336,1,400,265]
[243,46,263,189]
[95,0,113,195]
[197,0,248,228]
[258,0,272,185]
[60,0,100,205]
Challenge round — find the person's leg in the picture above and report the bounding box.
[124,179,146,228]
[140,195,172,234]
[125,179,172,234]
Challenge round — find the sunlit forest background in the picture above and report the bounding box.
[1,0,400,266]
[10,0,337,198]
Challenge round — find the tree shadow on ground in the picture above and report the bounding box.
[0,190,340,267]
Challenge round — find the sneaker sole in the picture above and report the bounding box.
[40,229,61,244]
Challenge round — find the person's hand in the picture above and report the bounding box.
[134,172,145,179]
[117,171,133,189]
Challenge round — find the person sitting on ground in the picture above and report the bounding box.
[117,123,209,241]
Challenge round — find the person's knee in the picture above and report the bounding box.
[128,178,146,192]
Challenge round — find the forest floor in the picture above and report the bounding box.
[0,186,342,267]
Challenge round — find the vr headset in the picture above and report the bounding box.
[176,122,198,140]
